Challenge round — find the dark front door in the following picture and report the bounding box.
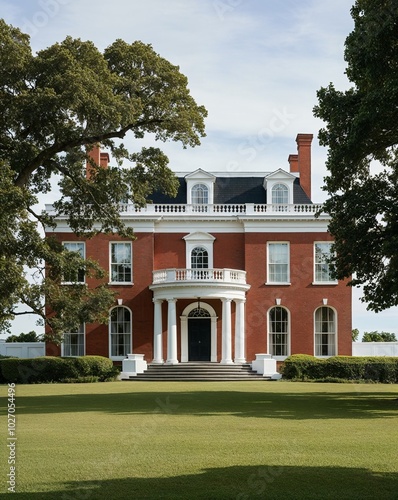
[188,318,211,361]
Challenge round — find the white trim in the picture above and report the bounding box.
[109,305,133,361]
[109,241,133,285]
[267,306,291,357]
[314,305,338,357]
[313,241,338,285]
[266,241,290,285]
[183,232,215,269]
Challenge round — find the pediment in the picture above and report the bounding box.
[183,232,216,242]
[184,169,216,181]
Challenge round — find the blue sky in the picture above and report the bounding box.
[1,0,397,338]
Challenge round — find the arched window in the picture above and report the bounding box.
[191,184,209,204]
[191,247,209,269]
[315,306,336,356]
[110,306,131,358]
[272,183,289,205]
[269,306,289,356]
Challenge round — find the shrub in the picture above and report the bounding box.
[0,356,119,384]
[282,355,398,383]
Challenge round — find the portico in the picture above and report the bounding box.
[149,268,250,365]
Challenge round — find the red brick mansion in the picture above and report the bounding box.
[45,134,352,374]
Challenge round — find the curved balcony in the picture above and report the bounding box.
[152,268,247,285]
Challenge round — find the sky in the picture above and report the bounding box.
[1,0,397,340]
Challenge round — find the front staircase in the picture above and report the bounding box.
[122,362,272,381]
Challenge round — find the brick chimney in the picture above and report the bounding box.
[86,144,109,178]
[289,134,313,200]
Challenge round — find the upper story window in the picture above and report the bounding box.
[314,242,337,284]
[62,242,85,283]
[191,247,209,269]
[272,184,289,204]
[63,324,85,357]
[315,306,336,356]
[191,183,209,204]
[110,242,132,284]
[267,242,290,284]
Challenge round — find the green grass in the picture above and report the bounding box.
[1,381,398,499]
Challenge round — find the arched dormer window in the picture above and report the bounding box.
[191,184,209,204]
[272,183,289,204]
[191,246,208,269]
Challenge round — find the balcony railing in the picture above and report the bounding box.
[152,268,247,285]
[119,203,323,215]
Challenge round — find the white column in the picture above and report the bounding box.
[166,299,179,364]
[234,298,246,363]
[221,298,233,364]
[153,299,164,364]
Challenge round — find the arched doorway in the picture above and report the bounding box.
[188,307,211,361]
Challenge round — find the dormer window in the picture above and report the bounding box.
[272,184,289,204]
[191,184,209,205]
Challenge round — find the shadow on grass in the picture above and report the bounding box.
[10,388,398,419]
[11,464,398,499]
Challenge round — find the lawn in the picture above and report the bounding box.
[1,381,398,499]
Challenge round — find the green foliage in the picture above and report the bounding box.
[6,331,43,342]
[352,328,360,342]
[283,354,398,383]
[0,19,207,338]
[0,355,118,383]
[313,0,398,311]
[362,331,397,342]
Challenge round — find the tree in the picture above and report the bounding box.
[313,0,398,312]
[352,328,360,342]
[362,331,397,342]
[0,20,207,342]
[6,331,43,342]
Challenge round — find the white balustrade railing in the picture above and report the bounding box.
[45,203,324,217]
[117,203,324,215]
[152,268,247,285]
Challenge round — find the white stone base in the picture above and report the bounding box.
[251,354,282,379]
[120,354,147,379]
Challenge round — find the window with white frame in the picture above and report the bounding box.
[272,183,289,204]
[191,246,209,269]
[110,306,131,358]
[315,306,336,356]
[267,243,290,283]
[191,183,209,204]
[269,306,289,356]
[62,242,85,283]
[63,324,85,357]
[314,242,336,283]
[110,242,132,283]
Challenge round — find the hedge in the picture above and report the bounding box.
[0,356,119,384]
[282,354,398,383]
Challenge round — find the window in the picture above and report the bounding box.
[63,324,85,357]
[62,242,85,283]
[191,183,209,204]
[268,243,289,283]
[272,183,289,204]
[269,307,289,356]
[314,242,336,283]
[191,247,209,269]
[110,306,131,358]
[315,306,336,356]
[110,242,132,283]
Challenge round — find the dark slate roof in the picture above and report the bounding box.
[149,176,312,204]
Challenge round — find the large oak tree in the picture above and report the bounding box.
[0,20,207,339]
[314,0,398,312]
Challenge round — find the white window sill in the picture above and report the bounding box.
[265,282,291,286]
[312,281,338,286]
[61,282,86,286]
[108,282,134,286]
